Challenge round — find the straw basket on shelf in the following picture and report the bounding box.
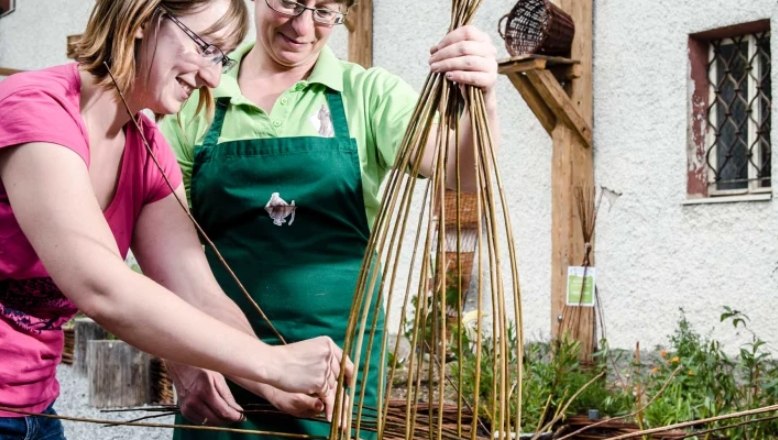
[498,0,575,56]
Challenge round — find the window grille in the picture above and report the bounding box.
[706,31,771,194]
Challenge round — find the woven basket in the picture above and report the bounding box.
[442,190,479,229]
[498,0,575,57]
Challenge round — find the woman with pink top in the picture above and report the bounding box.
[0,1,352,438]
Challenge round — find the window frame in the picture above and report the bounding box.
[686,20,771,200]
[705,33,771,196]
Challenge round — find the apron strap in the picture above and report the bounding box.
[324,89,351,140]
[202,97,231,149]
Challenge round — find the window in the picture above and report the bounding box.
[707,31,771,194]
[687,21,771,199]
[0,0,14,18]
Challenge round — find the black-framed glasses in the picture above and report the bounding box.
[163,11,237,72]
[264,0,346,25]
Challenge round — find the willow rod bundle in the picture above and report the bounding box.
[558,186,602,360]
[332,1,524,439]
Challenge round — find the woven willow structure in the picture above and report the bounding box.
[332,1,524,439]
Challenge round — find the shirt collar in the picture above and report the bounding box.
[213,42,343,101]
[306,45,343,92]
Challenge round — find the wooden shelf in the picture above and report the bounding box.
[499,54,580,77]
[499,55,592,148]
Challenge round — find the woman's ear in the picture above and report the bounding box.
[134,25,145,39]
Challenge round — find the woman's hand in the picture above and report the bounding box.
[269,336,354,422]
[429,25,498,95]
[167,363,244,426]
[261,386,325,418]
[234,377,351,429]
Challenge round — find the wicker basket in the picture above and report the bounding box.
[498,0,575,57]
[442,190,479,229]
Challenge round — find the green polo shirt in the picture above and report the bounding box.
[159,42,419,227]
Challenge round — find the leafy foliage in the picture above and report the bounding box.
[637,308,778,438]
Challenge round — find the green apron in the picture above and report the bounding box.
[174,90,384,440]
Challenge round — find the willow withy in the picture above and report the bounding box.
[332,1,524,439]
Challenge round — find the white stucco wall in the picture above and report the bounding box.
[593,0,778,352]
[1,0,776,353]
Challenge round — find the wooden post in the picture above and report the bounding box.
[551,0,595,360]
[346,0,372,68]
[74,317,109,376]
[62,326,75,365]
[87,340,152,408]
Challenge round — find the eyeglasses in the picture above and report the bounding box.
[264,0,346,25]
[163,11,237,72]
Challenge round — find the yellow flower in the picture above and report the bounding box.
[671,356,680,364]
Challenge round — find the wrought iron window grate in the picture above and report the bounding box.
[706,31,771,193]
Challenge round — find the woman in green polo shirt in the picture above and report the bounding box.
[160,0,500,438]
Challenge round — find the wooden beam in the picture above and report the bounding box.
[498,54,578,76]
[345,0,372,68]
[552,0,595,362]
[503,72,556,135]
[525,69,592,147]
[498,56,548,74]
[498,55,590,145]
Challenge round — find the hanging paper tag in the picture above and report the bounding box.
[566,266,596,307]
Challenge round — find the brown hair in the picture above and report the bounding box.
[74,0,249,114]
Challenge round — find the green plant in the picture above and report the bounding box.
[638,308,778,438]
[402,304,778,438]
[456,320,521,431]
[404,262,466,356]
[455,327,631,434]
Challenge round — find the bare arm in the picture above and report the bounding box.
[131,186,257,337]
[0,142,350,410]
[415,25,501,192]
[131,185,326,422]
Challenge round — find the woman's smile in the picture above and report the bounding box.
[278,32,311,48]
[176,77,195,100]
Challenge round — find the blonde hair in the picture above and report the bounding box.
[74,0,248,116]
